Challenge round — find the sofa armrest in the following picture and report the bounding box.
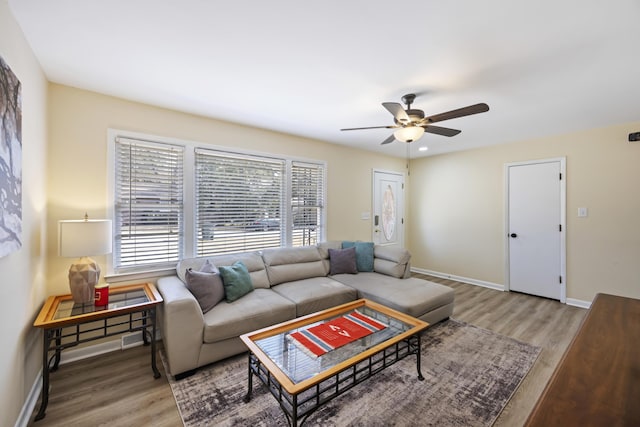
[156,276,205,376]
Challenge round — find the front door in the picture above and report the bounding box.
[506,158,565,301]
[373,170,404,248]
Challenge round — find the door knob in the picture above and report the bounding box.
[510,233,517,238]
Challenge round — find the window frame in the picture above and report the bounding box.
[112,136,185,273]
[106,129,327,280]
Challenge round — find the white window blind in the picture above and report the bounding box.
[195,148,285,256]
[114,138,184,272]
[291,161,324,246]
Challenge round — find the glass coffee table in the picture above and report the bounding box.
[240,299,429,426]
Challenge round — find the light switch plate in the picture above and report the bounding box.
[578,207,588,217]
[361,212,371,220]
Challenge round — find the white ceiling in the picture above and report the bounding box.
[9,0,640,158]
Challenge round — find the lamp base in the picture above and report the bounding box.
[68,256,101,304]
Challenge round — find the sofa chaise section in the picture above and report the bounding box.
[321,241,454,324]
[330,273,454,324]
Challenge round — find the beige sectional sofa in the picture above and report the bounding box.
[156,241,454,378]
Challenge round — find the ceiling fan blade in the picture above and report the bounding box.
[424,103,490,124]
[340,125,397,131]
[380,134,396,145]
[423,125,462,137]
[382,102,410,123]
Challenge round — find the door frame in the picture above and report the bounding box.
[504,157,567,303]
[372,169,405,247]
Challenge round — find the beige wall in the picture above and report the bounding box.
[47,84,406,293]
[408,121,640,303]
[0,2,49,426]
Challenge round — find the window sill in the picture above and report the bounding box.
[105,268,176,284]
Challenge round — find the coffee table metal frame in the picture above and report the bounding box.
[240,299,429,426]
[32,282,163,421]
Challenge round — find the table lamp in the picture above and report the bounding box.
[58,214,112,304]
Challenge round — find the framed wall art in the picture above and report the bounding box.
[0,55,22,257]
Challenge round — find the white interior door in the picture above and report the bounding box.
[507,159,565,301]
[373,170,404,247]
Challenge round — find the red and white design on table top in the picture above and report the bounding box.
[288,310,388,358]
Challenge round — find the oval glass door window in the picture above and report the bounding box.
[382,184,395,240]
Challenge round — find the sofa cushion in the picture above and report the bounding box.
[374,244,411,264]
[373,245,411,278]
[219,261,254,302]
[317,241,342,273]
[329,247,358,275]
[202,289,296,343]
[262,246,326,286]
[177,252,270,288]
[184,266,224,313]
[342,241,375,272]
[271,277,358,316]
[332,273,454,319]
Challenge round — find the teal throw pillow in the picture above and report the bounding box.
[342,241,375,272]
[219,261,254,302]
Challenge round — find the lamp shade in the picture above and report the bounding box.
[59,219,112,257]
[393,126,425,143]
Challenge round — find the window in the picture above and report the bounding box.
[113,138,184,273]
[291,161,324,247]
[110,132,326,274]
[195,148,285,256]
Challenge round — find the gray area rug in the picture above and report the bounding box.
[164,319,540,426]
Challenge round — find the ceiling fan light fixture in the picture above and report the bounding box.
[394,126,425,143]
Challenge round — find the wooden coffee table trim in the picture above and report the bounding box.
[240,298,429,395]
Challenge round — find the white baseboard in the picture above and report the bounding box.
[566,298,591,309]
[412,267,505,291]
[59,339,124,366]
[14,368,42,427]
[412,267,592,309]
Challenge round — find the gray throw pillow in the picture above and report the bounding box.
[200,259,217,273]
[219,261,254,302]
[342,241,375,272]
[328,246,358,275]
[185,264,225,313]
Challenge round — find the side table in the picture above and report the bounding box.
[32,282,163,421]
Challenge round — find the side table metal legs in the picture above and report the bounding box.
[145,308,161,378]
[34,308,161,421]
[34,329,54,421]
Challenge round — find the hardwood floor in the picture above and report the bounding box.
[416,274,587,427]
[29,275,586,427]
[28,341,181,427]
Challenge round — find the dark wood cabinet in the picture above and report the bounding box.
[525,293,640,426]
